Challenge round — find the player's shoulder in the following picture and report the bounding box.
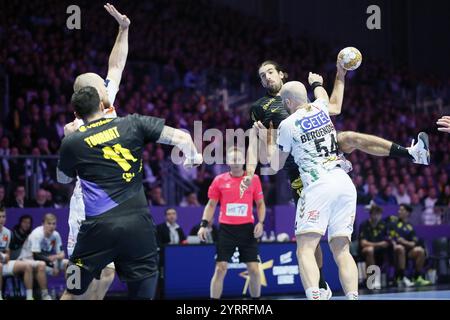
[214,172,229,182]
[278,116,295,129]
[251,96,270,109]
[1,226,11,236]
[52,230,62,239]
[251,174,262,182]
[31,226,44,236]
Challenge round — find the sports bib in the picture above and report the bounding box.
[225,203,248,217]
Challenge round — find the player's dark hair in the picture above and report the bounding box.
[71,86,101,120]
[15,214,33,235]
[369,204,383,215]
[399,203,413,214]
[258,60,289,80]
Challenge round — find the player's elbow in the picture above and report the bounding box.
[56,169,74,184]
[329,104,341,116]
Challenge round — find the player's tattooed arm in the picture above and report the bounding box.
[157,126,203,168]
[105,3,130,86]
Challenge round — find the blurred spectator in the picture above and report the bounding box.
[189,218,218,244]
[19,214,68,285]
[142,150,158,190]
[393,183,411,205]
[148,186,166,206]
[9,214,33,260]
[8,185,31,208]
[0,185,5,209]
[374,186,398,205]
[29,188,54,208]
[422,188,441,225]
[386,204,431,287]
[437,185,450,206]
[156,208,186,246]
[358,204,389,288]
[179,191,201,207]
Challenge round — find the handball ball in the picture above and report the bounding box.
[338,47,362,71]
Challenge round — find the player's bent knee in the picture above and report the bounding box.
[215,262,228,275]
[362,246,374,254]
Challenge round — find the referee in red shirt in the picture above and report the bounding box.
[198,146,266,299]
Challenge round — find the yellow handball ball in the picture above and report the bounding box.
[337,47,362,71]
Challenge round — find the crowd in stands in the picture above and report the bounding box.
[1,0,449,226]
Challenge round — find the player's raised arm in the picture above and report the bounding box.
[328,63,347,115]
[105,3,130,86]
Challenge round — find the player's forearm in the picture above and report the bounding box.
[55,252,65,260]
[202,200,217,222]
[328,73,345,115]
[245,135,258,177]
[256,201,266,224]
[109,28,128,71]
[33,252,53,266]
[313,86,329,102]
[157,126,200,159]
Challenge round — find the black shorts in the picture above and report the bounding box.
[216,223,259,263]
[285,156,302,204]
[69,192,158,287]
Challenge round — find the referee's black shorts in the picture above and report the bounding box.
[67,193,158,294]
[216,223,259,263]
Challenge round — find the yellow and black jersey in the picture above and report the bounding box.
[250,94,290,129]
[359,219,388,242]
[58,114,165,217]
[385,216,418,243]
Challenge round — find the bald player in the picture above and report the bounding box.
[65,3,129,300]
[266,77,359,300]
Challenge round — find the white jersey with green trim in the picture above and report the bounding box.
[277,98,352,188]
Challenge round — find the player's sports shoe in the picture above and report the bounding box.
[414,276,431,287]
[397,276,414,288]
[320,282,333,300]
[42,294,52,300]
[408,132,430,165]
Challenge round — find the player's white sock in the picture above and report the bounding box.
[305,287,321,300]
[41,289,49,297]
[0,292,3,300]
[26,289,33,300]
[346,291,359,300]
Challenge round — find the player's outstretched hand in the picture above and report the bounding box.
[104,3,130,30]
[183,153,203,170]
[437,116,450,133]
[253,222,264,239]
[197,227,208,242]
[239,175,252,198]
[308,72,323,86]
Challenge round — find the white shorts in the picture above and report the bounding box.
[68,191,85,258]
[2,260,16,276]
[295,168,357,242]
